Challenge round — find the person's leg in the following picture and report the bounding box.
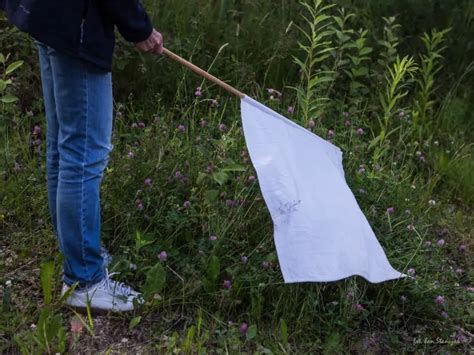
[49,47,113,288]
[37,43,60,239]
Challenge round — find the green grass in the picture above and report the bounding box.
[1,0,473,353]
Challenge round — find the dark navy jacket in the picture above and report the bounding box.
[0,0,153,71]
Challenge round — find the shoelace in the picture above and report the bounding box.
[101,269,134,297]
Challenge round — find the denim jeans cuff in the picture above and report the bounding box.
[62,271,105,290]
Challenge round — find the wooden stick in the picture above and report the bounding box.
[163,48,245,99]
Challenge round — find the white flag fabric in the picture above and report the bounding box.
[241,96,406,283]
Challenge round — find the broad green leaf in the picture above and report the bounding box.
[1,94,19,103]
[196,172,207,184]
[5,60,23,75]
[246,324,257,340]
[0,53,5,64]
[40,261,55,305]
[0,80,6,92]
[212,171,228,185]
[144,262,166,295]
[129,316,142,330]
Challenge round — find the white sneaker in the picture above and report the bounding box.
[62,271,143,312]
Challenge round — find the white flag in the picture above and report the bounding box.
[241,96,406,283]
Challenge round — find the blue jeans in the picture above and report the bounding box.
[38,43,113,288]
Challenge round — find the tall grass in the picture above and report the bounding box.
[0,0,472,353]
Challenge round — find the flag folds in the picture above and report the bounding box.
[241,96,406,283]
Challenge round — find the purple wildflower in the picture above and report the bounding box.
[247,175,256,184]
[407,268,416,276]
[437,239,445,246]
[438,227,449,236]
[261,261,270,269]
[407,224,415,231]
[177,124,186,133]
[135,199,144,211]
[206,163,214,173]
[356,127,365,136]
[354,303,365,311]
[434,295,445,306]
[288,106,294,115]
[32,125,41,136]
[458,244,466,252]
[144,178,153,187]
[195,86,202,97]
[223,279,232,289]
[239,323,248,335]
[345,120,351,127]
[327,129,335,138]
[127,151,134,158]
[209,235,217,241]
[210,99,218,108]
[307,120,316,129]
[138,122,146,129]
[386,207,395,215]
[200,119,208,128]
[218,123,227,132]
[440,311,449,319]
[240,255,248,264]
[159,251,168,262]
[183,200,191,209]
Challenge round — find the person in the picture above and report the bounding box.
[0,0,164,312]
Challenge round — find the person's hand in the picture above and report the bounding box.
[135,29,164,54]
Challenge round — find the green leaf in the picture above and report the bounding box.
[182,325,196,353]
[222,164,246,172]
[144,262,166,295]
[205,189,219,203]
[196,172,207,184]
[246,324,257,340]
[1,94,19,103]
[5,60,23,75]
[212,171,229,185]
[206,255,220,281]
[280,318,288,347]
[129,316,142,330]
[40,261,55,305]
[0,53,5,64]
[0,80,6,92]
[360,47,373,55]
